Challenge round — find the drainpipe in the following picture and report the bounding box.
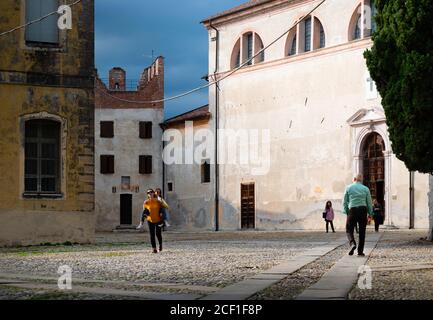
[409,171,415,229]
[210,21,220,232]
[162,128,166,198]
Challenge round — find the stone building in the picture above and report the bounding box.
[199,0,430,230]
[162,105,214,230]
[94,58,164,231]
[0,0,95,246]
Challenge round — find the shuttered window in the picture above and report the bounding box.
[25,0,59,44]
[100,121,114,138]
[100,155,115,174]
[246,33,253,65]
[304,17,312,52]
[24,120,60,194]
[139,155,152,174]
[139,122,152,139]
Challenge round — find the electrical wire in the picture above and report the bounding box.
[96,0,327,105]
[0,0,82,37]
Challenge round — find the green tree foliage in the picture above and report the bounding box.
[364,0,433,173]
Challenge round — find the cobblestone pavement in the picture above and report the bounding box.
[0,231,341,299]
[2,230,432,300]
[250,244,348,300]
[349,230,433,300]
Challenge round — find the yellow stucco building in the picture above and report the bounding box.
[0,0,95,246]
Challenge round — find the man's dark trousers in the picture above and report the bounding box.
[346,206,368,254]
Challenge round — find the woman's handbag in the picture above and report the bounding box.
[322,211,327,219]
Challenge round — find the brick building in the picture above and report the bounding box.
[0,0,95,246]
[95,58,164,231]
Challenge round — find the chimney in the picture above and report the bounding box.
[109,67,126,91]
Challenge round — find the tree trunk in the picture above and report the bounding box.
[429,174,433,241]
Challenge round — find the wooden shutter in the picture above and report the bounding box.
[139,155,152,174]
[246,33,253,65]
[25,0,59,44]
[139,122,152,139]
[304,17,312,52]
[101,155,114,174]
[100,121,114,138]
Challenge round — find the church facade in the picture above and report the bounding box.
[199,0,430,230]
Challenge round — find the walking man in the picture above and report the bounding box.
[343,174,373,256]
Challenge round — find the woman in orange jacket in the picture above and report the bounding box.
[143,189,164,253]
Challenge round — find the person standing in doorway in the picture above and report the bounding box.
[324,201,336,233]
[343,174,373,256]
[143,189,163,253]
[372,199,384,232]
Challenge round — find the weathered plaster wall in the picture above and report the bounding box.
[164,120,214,231]
[0,1,95,246]
[205,0,430,230]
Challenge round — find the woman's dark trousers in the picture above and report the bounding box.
[326,220,335,233]
[374,217,380,232]
[148,222,162,249]
[346,206,368,254]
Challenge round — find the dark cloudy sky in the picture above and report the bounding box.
[96,0,245,119]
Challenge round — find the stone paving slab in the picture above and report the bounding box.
[201,237,347,300]
[296,233,382,300]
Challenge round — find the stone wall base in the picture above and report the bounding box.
[0,210,95,247]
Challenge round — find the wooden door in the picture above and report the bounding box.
[120,194,132,225]
[241,183,255,229]
[362,133,385,210]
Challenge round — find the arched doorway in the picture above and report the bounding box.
[361,133,385,211]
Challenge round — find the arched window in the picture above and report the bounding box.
[349,0,377,41]
[285,16,325,57]
[230,32,265,69]
[313,17,326,50]
[24,119,61,194]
